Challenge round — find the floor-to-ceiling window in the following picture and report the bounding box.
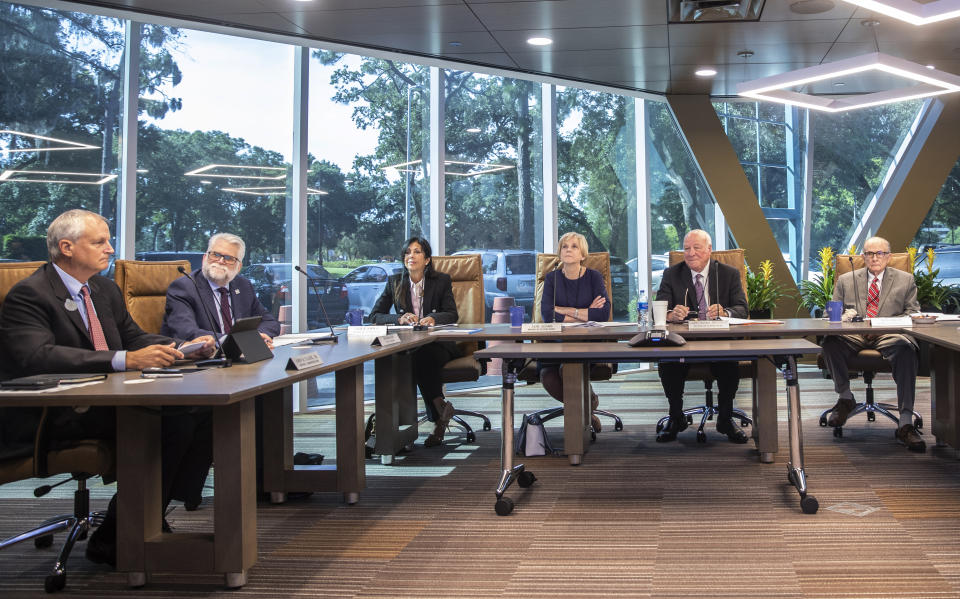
[0,3,125,260]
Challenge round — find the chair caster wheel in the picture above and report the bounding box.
[833,427,843,438]
[466,432,476,443]
[656,422,665,433]
[740,419,750,427]
[34,534,53,549]
[915,417,923,429]
[590,431,597,442]
[696,430,706,443]
[517,471,536,488]
[45,573,66,593]
[800,495,819,514]
[686,415,693,425]
[819,415,827,427]
[483,421,492,431]
[867,412,875,422]
[614,421,623,431]
[495,497,514,516]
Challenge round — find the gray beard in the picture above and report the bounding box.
[202,263,236,287]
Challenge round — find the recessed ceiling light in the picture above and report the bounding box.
[527,37,553,46]
[926,64,936,69]
[840,0,960,26]
[737,51,960,112]
[861,18,881,26]
[834,81,846,86]
[449,41,462,47]
[790,0,836,14]
[465,128,481,133]
[695,68,718,77]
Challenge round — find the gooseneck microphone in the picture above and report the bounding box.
[552,259,562,322]
[847,256,864,322]
[177,266,231,367]
[714,259,722,320]
[294,265,340,341]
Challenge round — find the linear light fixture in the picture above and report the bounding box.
[222,186,327,196]
[0,129,100,153]
[0,169,118,185]
[382,159,514,176]
[736,52,960,112]
[839,0,960,25]
[184,164,287,180]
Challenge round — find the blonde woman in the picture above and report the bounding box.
[539,232,610,431]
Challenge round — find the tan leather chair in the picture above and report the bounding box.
[524,251,623,435]
[817,253,922,436]
[656,249,754,442]
[0,261,114,593]
[430,254,491,440]
[114,259,191,334]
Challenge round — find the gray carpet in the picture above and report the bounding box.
[2,366,959,598]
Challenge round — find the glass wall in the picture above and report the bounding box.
[714,101,807,280]
[0,4,124,261]
[444,71,543,322]
[557,87,637,319]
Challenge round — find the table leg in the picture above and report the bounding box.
[753,358,778,463]
[561,362,590,466]
[213,399,257,586]
[930,347,960,453]
[336,365,365,504]
[782,356,818,514]
[374,352,418,462]
[116,406,162,583]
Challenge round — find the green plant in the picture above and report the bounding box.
[798,246,836,314]
[909,247,953,311]
[746,259,787,312]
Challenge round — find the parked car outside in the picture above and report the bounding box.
[135,251,206,271]
[925,244,960,287]
[609,255,630,320]
[340,262,405,317]
[243,262,348,329]
[626,254,669,295]
[452,249,536,322]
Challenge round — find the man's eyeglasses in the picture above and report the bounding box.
[863,251,889,259]
[207,251,239,264]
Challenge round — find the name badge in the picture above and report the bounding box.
[521,323,563,333]
[286,352,323,370]
[687,320,730,330]
[371,333,402,347]
[347,325,388,338]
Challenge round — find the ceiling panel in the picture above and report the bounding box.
[467,0,667,30]
[668,19,850,47]
[209,12,309,36]
[277,5,484,36]
[669,42,837,66]
[760,0,857,21]
[314,30,503,55]
[107,0,272,16]
[490,25,667,53]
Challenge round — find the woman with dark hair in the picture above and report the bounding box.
[370,237,461,446]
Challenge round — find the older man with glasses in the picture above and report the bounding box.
[821,236,924,452]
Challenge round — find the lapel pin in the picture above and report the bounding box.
[64,298,78,312]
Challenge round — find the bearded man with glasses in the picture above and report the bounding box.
[820,236,924,451]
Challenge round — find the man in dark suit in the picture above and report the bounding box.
[0,209,215,567]
[821,236,924,452]
[654,229,749,444]
[162,232,280,343]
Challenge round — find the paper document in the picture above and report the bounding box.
[431,328,480,336]
[728,318,785,325]
[870,316,912,327]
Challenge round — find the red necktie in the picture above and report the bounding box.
[80,285,109,351]
[866,277,880,319]
[217,287,232,334]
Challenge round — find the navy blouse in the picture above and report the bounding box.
[540,267,611,323]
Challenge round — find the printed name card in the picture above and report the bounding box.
[687,320,730,330]
[870,316,912,327]
[521,323,563,333]
[346,325,388,338]
[285,352,323,370]
[371,333,402,347]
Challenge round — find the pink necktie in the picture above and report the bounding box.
[866,277,879,319]
[80,285,109,351]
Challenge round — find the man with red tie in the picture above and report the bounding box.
[0,209,215,567]
[821,236,924,452]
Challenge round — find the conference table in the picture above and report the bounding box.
[905,323,960,452]
[0,334,432,589]
[474,337,823,515]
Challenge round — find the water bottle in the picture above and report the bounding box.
[637,289,649,328]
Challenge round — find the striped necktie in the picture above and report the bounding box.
[866,276,880,319]
[79,285,109,351]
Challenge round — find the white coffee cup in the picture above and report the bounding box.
[652,300,669,327]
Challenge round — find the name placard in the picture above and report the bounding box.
[346,325,388,338]
[870,316,912,327]
[371,333,402,347]
[521,323,563,333]
[687,320,730,330]
[285,352,323,370]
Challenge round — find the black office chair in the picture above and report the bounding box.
[816,253,922,437]
[654,249,754,442]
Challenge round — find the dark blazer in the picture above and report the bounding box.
[162,269,280,339]
[0,263,174,458]
[655,258,748,319]
[369,270,459,326]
